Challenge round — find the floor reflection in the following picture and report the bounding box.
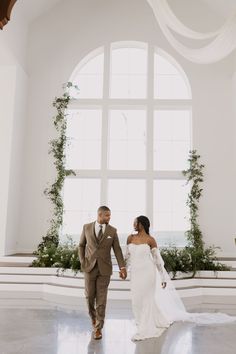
[87,334,105,354]
[0,299,235,354]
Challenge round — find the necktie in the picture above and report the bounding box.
[97,224,103,241]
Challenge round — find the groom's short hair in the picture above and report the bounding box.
[97,206,110,213]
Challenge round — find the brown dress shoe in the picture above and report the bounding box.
[93,328,102,340]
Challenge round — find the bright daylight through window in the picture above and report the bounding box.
[62,42,192,246]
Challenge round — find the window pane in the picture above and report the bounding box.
[65,109,102,169]
[108,179,146,243]
[62,179,100,241]
[108,110,146,170]
[72,53,104,98]
[154,54,190,99]
[154,110,191,170]
[153,180,190,246]
[110,47,147,98]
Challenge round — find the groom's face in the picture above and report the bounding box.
[98,210,111,224]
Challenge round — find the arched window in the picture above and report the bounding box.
[62,42,192,247]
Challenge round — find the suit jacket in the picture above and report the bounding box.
[78,221,125,275]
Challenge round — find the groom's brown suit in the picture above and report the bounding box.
[79,221,125,329]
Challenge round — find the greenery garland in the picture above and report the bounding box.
[183,149,204,250]
[161,150,229,278]
[31,87,229,277]
[31,82,80,271]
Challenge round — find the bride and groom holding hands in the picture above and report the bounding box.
[79,205,236,342]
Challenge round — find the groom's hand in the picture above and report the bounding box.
[119,267,127,280]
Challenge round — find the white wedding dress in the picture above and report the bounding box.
[126,243,236,341]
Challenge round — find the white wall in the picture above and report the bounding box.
[15,0,236,257]
[233,53,236,251]
[0,66,17,255]
[4,66,28,255]
[0,0,234,257]
[0,5,28,255]
[191,62,236,256]
[0,2,28,69]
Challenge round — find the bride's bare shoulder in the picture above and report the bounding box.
[126,234,134,245]
[147,235,158,248]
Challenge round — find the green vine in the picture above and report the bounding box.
[31,82,79,268]
[31,93,229,277]
[161,150,229,278]
[183,150,204,250]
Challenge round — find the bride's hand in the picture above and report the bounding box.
[161,282,167,289]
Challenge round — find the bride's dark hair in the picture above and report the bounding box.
[137,215,150,234]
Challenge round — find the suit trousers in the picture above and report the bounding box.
[84,261,111,329]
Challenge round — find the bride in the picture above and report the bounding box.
[125,215,236,341]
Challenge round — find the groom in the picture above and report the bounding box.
[79,206,127,340]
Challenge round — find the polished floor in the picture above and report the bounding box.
[0,299,235,354]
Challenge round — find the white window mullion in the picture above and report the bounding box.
[154,99,192,108]
[146,44,154,225]
[64,41,192,245]
[100,43,111,205]
[69,99,192,110]
[153,171,185,179]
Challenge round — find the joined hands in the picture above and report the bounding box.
[119,268,127,280]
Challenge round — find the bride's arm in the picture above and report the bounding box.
[124,246,131,268]
[151,247,166,282]
[124,235,132,269]
[149,237,166,285]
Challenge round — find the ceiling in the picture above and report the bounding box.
[201,0,236,19]
[12,0,236,26]
[13,0,61,24]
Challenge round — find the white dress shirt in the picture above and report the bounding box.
[95,221,106,237]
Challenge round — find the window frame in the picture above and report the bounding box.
[62,42,192,246]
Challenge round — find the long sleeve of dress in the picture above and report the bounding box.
[124,245,131,269]
[151,247,166,283]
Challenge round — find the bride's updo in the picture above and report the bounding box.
[137,215,150,235]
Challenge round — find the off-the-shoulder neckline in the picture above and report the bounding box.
[129,242,150,246]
